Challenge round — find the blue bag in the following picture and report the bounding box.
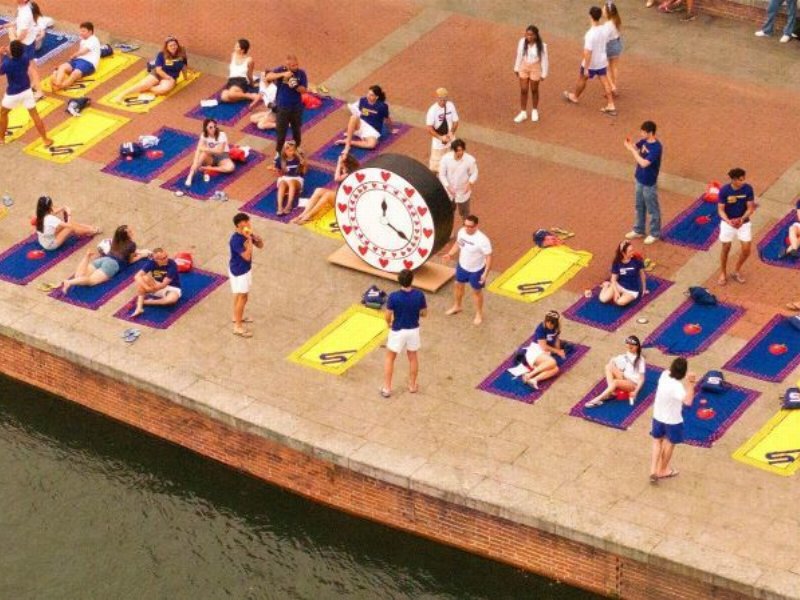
[787,314,800,332]
[361,285,387,309]
[700,370,728,393]
[782,387,800,409]
[119,142,144,158]
[688,286,717,306]
[100,44,114,58]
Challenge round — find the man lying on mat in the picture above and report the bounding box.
[51,21,100,92]
[130,248,181,318]
[598,240,648,306]
[519,311,566,390]
[35,195,99,251]
[113,35,191,105]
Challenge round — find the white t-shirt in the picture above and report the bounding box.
[438,151,478,202]
[425,100,459,150]
[259,81,277,108]
[652,371,687,425]
[612,352,646,384]
[37,214,62,249]
[513,39,549,78]
[456,228,492,272]
[80,35,102,68]
[602,20,620,42]
[16,2,37,45]
[583,25,609,71]
[201,131,229,152]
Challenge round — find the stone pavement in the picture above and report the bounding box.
[0,1,799,597]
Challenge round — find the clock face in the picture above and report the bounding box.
[336,167,436,272]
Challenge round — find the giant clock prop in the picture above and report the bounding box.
[335,154,453,273]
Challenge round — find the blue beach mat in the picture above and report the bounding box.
[724,315,800,382]
[477,337,590,404]
[240,166,334,223]
[757,212,799,270]
[683,382,759,448]
[644,299,745,357]
[159,149,266,200]
[35,30,79,64]
[570,366,663,430]
[102,127,196,184]
[564,276,672,332]
[112,268,226,329]
[662,196,721,251]
[309,123,412,167]
[48,258,147,310]
[184,85,255,126]
[241,97,345,140]
[0,234,91,285]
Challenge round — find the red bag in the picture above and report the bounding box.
[229,145,249,163]
[301,92,322,110]
[703,180,721,203]
[174,252,193,273]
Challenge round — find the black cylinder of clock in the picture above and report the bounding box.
[335,154,454,273]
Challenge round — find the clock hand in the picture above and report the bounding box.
[386,222,409,241]
[381,198,388,217]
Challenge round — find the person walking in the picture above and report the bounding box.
[443,214,493,326]
[513,24,548,123]
[0,40,51,146]
[265,54,308,166]
[650,357,696,483]
[602,3,623,95]
[624,120,662,245]
[438,139,478,225]
[229,212,264,338]
[755,0,797,43]
[717,168,756,286]
[381,269,427,399]
[425,87,459,172]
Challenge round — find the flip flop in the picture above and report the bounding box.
[550,227,575,239]
[36,282,60,292]
[407,384,419,394]
[659,469,679,479]
[785,302,800,311]
[717,275,727,286]
[600,107,618,116]
[233,329,253,338]
[649,474,659,484]
[732,272,746,284]
[379,388,391,398]
[584,398,604,408]
[562,91,578,104]
[644,258,657,272]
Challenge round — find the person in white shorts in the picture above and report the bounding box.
[716,167,756,285]
[130,248,182,318]
[229,213,263,338]
[425,87,459,171]
[0,40,51,145]
[585,335,646,407]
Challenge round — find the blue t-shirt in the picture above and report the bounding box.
[358,97,390,135]
[0,55,31,95]
[718,183,754,221]
[154,51,187,79]
[272,67,307,109]
[613,256,644,291]
[229,232,251,276]
[142,258,180,287]
[534,322,559,347]
[281,156,303,177]
[795,198,800,211]
[634,139,662,187]
[387,288,427,331]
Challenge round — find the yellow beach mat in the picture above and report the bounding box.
[733,410,800,477]
[488,245,593,303]
[97,69,201,113]
[303,206,342,240]
[4,96,62,142]
[24,107,130,164]
[288,305,387,375]
[42,53,140,98]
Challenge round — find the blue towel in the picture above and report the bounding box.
[35,30,79,64]
[724,315,800,382]
[662,196,721,251]
[49,259,147,310]
[241,97,344,140]
[102,127,196,183]
[644,300,744,356]
[240,167,334,223]
[683,383,759,447]
[159,149,266,200]
[309,123,412,166]
[184,85,255,126]
[0,234,91,286]
[758,211,799,270]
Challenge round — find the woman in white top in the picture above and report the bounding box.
[603,2,623,96]
[585,335,646,407]
[220,39,258,103]
[34,195,98,251]
[31,2,48,53]
[513,25,549,123]
[184,118,235,187]
[248,74,277,130]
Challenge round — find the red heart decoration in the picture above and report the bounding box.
[418,248,428,258]
[405,188,415,198]
[695,215,711,225]
[342,225,352,234]
[381,171,391,182]
[26,249,45,260]
[342,185,352,194]
[423,228,432,238]
[403,260,414,269]
[697,407,716,420]
[337,203,347,212]
[683,323,702,335]
[418,206,428,216]
[769,343,788,356]
[379,258,389,268]
[355,172,365,182]
[358,245,368,256]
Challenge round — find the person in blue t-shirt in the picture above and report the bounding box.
[520,310,566,390]
[716,167,756,285]
[381,269,427,398]
[598,240,647,306]
[275,141,307,216]
[264,54,308,161]
[624,120,662,245]
[131,248,181,318]
[336,84,397,152]
[229,213,263,338]
[0,40,52,146]
[112,36,191,105]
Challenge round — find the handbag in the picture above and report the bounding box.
[433,105,449,136]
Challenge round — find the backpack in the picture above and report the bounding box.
[301,92,322,110]
[782,387,800,410]
[700,370,729,393]
[119,142,144,158]
[100,44,114,58]
[66,97,90,117]
[174,252,193,273]
[688,286,717,306]
[788,314,800,332]
[361,285,387,309]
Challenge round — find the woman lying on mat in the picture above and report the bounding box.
[335,84,397,151]
[112,36,190,105]
[598,240,647,306]
[520,310,566,390]
[275,141,307,216]
[220,38,258,103]
[290,152,359,225]
[185,118,235,187]
[61,225,149,294]
[35,195,99,251]
[248,75,277,130]
[779,198,800,261]
[585,335,646,408]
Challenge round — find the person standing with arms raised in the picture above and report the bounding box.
[265,54,307,167]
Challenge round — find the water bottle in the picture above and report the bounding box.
[1,193,12,207]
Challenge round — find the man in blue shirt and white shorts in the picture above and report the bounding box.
[716,167,756,285]
[0,40,51,145]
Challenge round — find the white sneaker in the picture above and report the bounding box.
[513,110,527,123]
[644,235,659,245]
[203,173,210,183]
[754,30,770,37]
[530,109,539,122]
[625,230,644,240]
[780,34,791,43]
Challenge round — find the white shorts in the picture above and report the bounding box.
[719,220,752,243]
[618,285,640,299]
[789,222,800,235]
[151,285,182,299]
[1,88,36,110]
[278,175,304,190]
[229,270,252,294]
[355,120,381,141]
[524,342,544,365]
[428,146,448,171]
[387,327,421,353]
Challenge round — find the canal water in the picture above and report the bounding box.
[0,374,598,599]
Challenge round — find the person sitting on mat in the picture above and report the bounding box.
[275,141,306,216]
[35,195,99,251]
[585,335,646,408]
[185,118,235,187]
[220,39,258,103]
[290,152,359,225]
[248,74,277,130]
[113,35,190,104]
[778,197,800,260]
[51,21,100,92]
[598,240,647,306]
[335,84,398,152]
[130,247,181,318]
[31,2,49,53]
[519,310,566,390]
[61,225,148,294]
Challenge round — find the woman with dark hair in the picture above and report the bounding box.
[585,335,646,407]
[113,35,190,104]
[61,225,148,294]
[184,118,235,187]
[520,310,566,390]
[513,25,549,123]
[35,196,98,251]
[220,39,258,103]
[650,357,696,483]
[603,3,623,95]
[336,84,396,151]
[598,240,647,306]
[275,141,307,216]
[290,152,359,225]
[31,2,48,53]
